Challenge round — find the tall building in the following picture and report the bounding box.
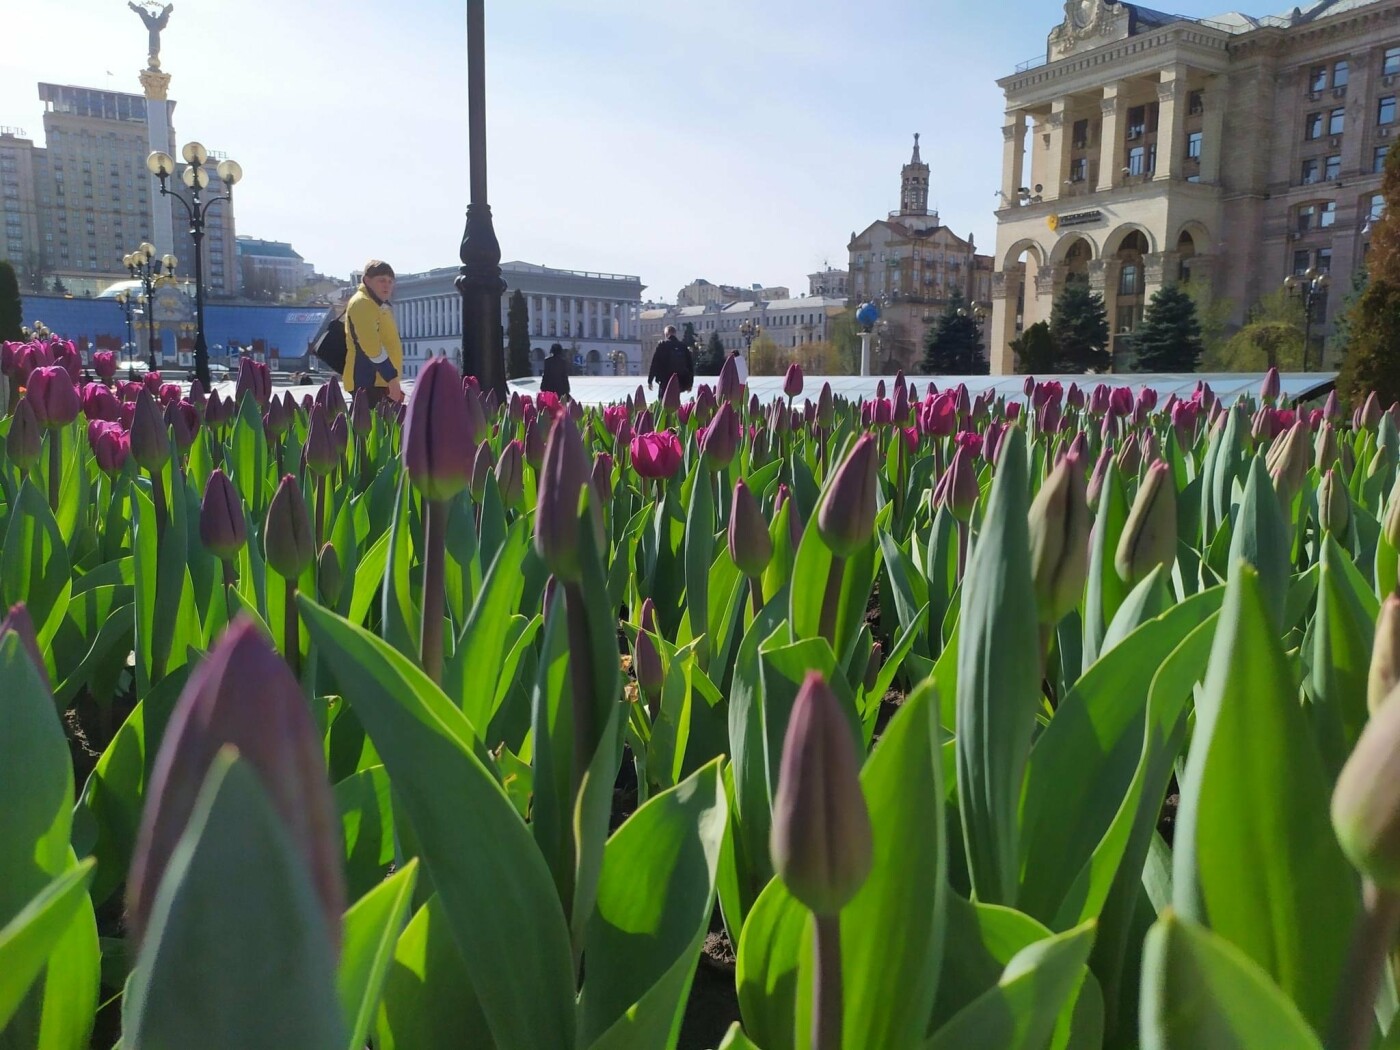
[808,267,850,298]
[848,135,993,368]
[0,82,237,299]
[989,0,1400,374]
[236,237,312,299]
[393,261,645,378]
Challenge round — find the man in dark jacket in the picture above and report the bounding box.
[648,325,694,393]
[540,342,570,398]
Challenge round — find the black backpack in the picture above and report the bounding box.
[311,311,347,374]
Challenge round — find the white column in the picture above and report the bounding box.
[1098,83,1126,192]
[1199,77,1224,185]
[144,96,175,258]
[1155,67,1187,182]
[1046,98,1072,201]
[569,298,579,339]
[1001,111,1027,204]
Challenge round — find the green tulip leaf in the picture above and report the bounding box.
[338,860,419,1050]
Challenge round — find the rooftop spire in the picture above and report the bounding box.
[911,132,922,164]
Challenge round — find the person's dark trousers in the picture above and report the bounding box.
[360,386,387,410]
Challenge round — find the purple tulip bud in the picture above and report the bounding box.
[317,543,342,606]
[317,375,345,420]
[717,354,745,407]
[264,474,315,580]
[126,617,345,951]
[402,357,474,502]
[1323,389,1341,423]
[130,389,170,471]
[634,597,663,717]
[463,385,489,447]
[524,411,548,468]
[935,444,980,523]
[701,401,741,469]
[1,602,49,691]
[1260,366,1281,405]
[1115,460,1177,585]
[783,362,804,399]
[775,481,804,551]
[534,416,592,582]
[350,388,372,436]
[496,439,524,508]
[89,419,130,475]
[662,373,682,414]
[6,396,42,470]
[1028,453,1090,625]
[771,672,873,915]
[166,400,196,453]
[303,405,338,477]
[470,441,495,502]
[26,365,81,429]
[1363,391,1384,429]
[817,382,834,428]
[729,478,773,578]
[82,382,122,423]
[200,470,247,560]
[590,452,614,506]
[816,433,879,558]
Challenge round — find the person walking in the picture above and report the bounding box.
[343,259,403,407]
[648,325,694,394]
[540,342,571,398]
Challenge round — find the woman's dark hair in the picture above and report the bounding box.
[550,342,564,355]
[363,260,395,280]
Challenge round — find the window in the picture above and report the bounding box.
[1306,112,1324,140]
[1298,204,1317,233]
[1326,154,1341,180]
[1310,65,1328,92]
[1371,193,1386,221]
[1317,247,1332,273]
[1115,305,1138,333]
[1381,96,1397,126]
[1293,250,1312,275]
[1119,264,1140,296]
[1385,46,1400,77]
[1127,105,1147,139]
[1319,200,1337,228]
[1334,61,1350,89]
[1330,107,1346,135]
[1301,158,1320,184]
[1187,131,1203,160]
[1127,145,1147,175]
[1072,118,1089,149]
[1070,156,1088,182]
[1188,89,1204,115]
[1377,145,1390,172]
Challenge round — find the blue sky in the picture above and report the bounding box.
[5,0,1257,301]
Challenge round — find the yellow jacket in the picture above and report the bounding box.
[342,284,403,391]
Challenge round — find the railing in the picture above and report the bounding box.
[1015,54,1048,73]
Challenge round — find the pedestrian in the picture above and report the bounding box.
[725,348,749,384]
[342,259,404,407]
[648,325,694,394]
[540,342,571,398]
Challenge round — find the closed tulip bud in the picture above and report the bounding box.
[6,396,41,470]
[495,439,524,508]
[524,411,548,468]
[126,617,345,950]
[302,405,338,477]
[634,597,664,715]
[1318,467,1351,539]
[864,642,883,693]
[89,420,130,475]
[470,441,495,502]
[936,444,980,523]
[167,400,197,452]
[330,414,349,458]
[729,479,773,577]
[205,389,227,427]
[402,357,473,501]
[264,474,315,580]
[1370,595,1400,716]
[775,481,804,551]
[590,453,613,506]
[1385,478,1400,551]
[662,373,682,414]
[631,431,683,479]
[1363,391,1384,429]
[1324,389,1341,422]
[1114,459,1177,585]
[1028,453,1091,625]
[535,416,592,582]
[92,350,117,380]
[701,401,741,469]
[1267,420,1311,505]
[1,602,48,690]
[817,382,834,428]
[816,433,878,558]
[1310,421,1338,473]
[783,362,804,399]
[463,385,489,446]
[1333,677,1400,891]
[317,543,342,607]
[350,388,372,436]
[264,396,290,440]
[316,376,345,420]
[748,393,763,420]
[129,389,170,471]
[771,672,873,915]
[1115,433,1141,478]
[199,469,247,560]
[1260,366,1281,404]
[82,382,121,422]
[188,378,206,410]
[718,354,744,407]
[26,365,80,428]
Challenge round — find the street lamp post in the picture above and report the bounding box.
[147,143,242,389]
[114,290,136,377]
[457,0,507,401]
[738,317,761,370]
[956,301,990,374]
[125,242,179,372]
[1283,264,1331,372]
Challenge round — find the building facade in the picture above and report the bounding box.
[675,278,791,307]
[393,261,645,379]
[638,295,848,365]
[0,83,238,299]
[237,237,313,299]
[808,267,850,298]
[848,136,994,369]
[990,0,1400,374]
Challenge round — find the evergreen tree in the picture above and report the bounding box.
[1049,280,1110,372]
[921,290,987,374]
[681,322,697,350]
[0,261,22,341]
[696,330,725,375]
[1126,283,1204,372]
[1339,146,1400,404]
[51,276,67,295]
[506,289,532,378]
[1012,320,1055,374]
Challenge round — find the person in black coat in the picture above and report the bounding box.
[648,325,694,393]
[540,342,571,398]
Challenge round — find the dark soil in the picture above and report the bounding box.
[1158,786,1180,847]
[610,745,640,833]
[678,907,740,1050]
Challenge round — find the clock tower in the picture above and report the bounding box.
[899,133,930,217]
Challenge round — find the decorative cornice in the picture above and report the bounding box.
[1047,111,1066,129]
[1002,123,1020,141]
[138,69,171,101]
[1101,97,1120,115]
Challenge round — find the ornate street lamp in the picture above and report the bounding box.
[738,317,761,357]
[124,242,179,372]
[114,289,137,379]
[1283,264,1331,372]
[956,301,990,374]
[147,143,242,389]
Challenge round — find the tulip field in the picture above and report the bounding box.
[6,331,1400,1050]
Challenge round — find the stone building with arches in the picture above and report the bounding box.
[990,0,1400,373]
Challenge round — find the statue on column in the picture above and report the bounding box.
[128,2,174,70]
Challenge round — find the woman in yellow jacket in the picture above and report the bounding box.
[342,259,404,405]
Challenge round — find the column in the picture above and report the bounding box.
[1002,111,1028,204]
[569,298,579,340]
[554,297,564,338]
[1097,83,1127,192]
[1143,250,1180,300]
[1155,67,1187,182]
[989,266,1023,375]
[1046,99,1073,201]
[1198,76,1225,185]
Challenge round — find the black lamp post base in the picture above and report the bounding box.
[457,201,506,400]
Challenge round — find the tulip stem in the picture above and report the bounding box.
[819,556,846,650]
[222,559,237,622]
[957,521,970,582]
[564,580,597,797]
[749,574,765,618]
[284,578,300,677]
[47,428,62,513]
[421,499,448,685]
[315,475,327,548]
[1328,880,1400,1050]
[812,912,844,1050]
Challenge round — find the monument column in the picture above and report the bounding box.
[1097,83,1127,192]
[139,69,175,260]
[1046,99,1073,201]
